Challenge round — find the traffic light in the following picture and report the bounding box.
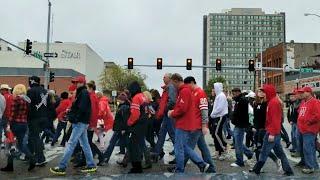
[157,58,162,69]
[128,57,133,69]
[216,59,222,71]
[25,39,32,55]
[248,59,255,72]
[186,59,192,70]
[49,71,55,82]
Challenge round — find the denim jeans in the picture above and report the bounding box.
[58,122,95,169]
[52,121,67,144]
[174,129,205,173]
[153,115,175,154]
[296,129,305,162]
[11,122,32,158]
[197,133,216,171]
[223,117,233,137]
[103,131,122,160]
[302,133,319,169]
[233,127,253,166]
[256,133,293,173]
[291,123,298,151]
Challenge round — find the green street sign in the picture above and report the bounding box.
[33,52,43,60]
[300,68,313,73]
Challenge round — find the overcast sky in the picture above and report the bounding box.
[1,0,320,90]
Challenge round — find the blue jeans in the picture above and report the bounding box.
[153,115,175,154]
[52,121,67,144]
[291,123,298,151]
[223,117,233,137]
[197,133,216,171]
[256,133,293,173]
[302,133,319,169]
[174,129,205,173]
[103,131,122,160]
[11,122,32,158]
[234,127,253,166]
[58,122,95,169]
[297,129,305,163]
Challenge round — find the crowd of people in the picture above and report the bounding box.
[0,72,320,176]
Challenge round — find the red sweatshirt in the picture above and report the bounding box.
[298,97,320,134]
[156,85,168,120]
[56,99,72,121]
[127,93,147,126]
[171,84,197,131]
[2,92,13,119]
[98,96,114,131]
[264,84,282,136]
[89,92,99,129]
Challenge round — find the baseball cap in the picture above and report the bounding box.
[0,84,11,90]
[245,91,256,98]
[68,84,77,91]
[297,88,305,94]
[71,76,86,84]
[303,86,313,93]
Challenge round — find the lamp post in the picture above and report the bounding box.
[304,13,320,18]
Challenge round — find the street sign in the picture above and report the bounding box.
[112,90,117,97]
[44,52,58,58]
[300,68,313,73]
[33,52,43,59]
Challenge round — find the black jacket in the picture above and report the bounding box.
[253,102,267,129]
[231,94,249,128]
[69,86,91,124]
[287,100,300,124]
[27,85,52,121]
[113,101,130,131]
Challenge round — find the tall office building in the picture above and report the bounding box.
[203,8,285,90]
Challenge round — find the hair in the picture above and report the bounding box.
[150,89,161,101]
[143,91,153,102]
[13,84,27,96]
[184,76,196,84]
[165,73,173,79]
[87,80,96,90]
[170,73,183,82]
[60,91,69,99]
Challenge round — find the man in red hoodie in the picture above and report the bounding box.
[167,73,209,173]
[0,84,13,147]
[251,84,293,176]
[297,87,320,174]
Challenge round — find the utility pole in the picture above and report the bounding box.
[44,0,52,89]
[260,39,263,87]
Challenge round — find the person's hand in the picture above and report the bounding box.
[252,128,257,133]
[168,110,173,118]
[202,126,209,135]
[268,135,275,142]
[121,130,125,135]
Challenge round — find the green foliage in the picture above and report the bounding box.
[99,64,147,95]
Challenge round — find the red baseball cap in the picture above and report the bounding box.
[297,88,304,94]
[303,86,313,93]
[68,84,77,91]
[71,76,86,84]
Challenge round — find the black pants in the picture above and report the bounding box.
[246,127,254,147]
[145,119,155,148]
[212,116,227,154]
[281,124,290,144]
[254,129,278,162]
[128,121,146,163]
[87,130,103,159]
[28,118,46,163]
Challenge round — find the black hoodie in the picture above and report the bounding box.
[27,84,52,121]
[253,101,267,129]
[231,94,249,128]
[68,86,91,124]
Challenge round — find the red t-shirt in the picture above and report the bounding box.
[193,87,208,130]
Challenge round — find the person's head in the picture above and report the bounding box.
[211,89,216,97]
[163,73,172,85]
[150,89,161,102]
[183,76,197,90]
[245,91,256,103]
[260,84,277,102]
[231,88,242,98]
[143,91,153,102]
[12,84,27,96]
[170,73,184,89]
[128,81,141,98]
[213,83,224,95]
[72,76,86,88]
[0,84,11,94]
[28,76,41,88]
[117,92,128,104]
[302,87,313,100]
[87,80,96,92]
[60,91,69,100]
[96,91,103,99]
[68,84,77,98]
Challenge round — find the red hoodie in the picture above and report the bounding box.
[127,93,147,126]
[98,96,114,131]
[2,92,13,119]
[89,92,99,129]
[56,98,72,121]
[156,85,169,120]
[263,84,282,136]
[298,97,320,134]
[171,84,197,131]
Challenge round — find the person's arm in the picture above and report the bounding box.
[167,85,176,110]
[210,95,224,118]
[267,101,282,136]
[156,94,167,120]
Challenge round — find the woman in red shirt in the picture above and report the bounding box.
[1,84,35,172]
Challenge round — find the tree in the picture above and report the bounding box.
[99,64,147,95]
[204,76,227,97]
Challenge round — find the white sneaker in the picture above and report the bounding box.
[276,159,283,172]
[230,163,240,167]
[218,154,227,161]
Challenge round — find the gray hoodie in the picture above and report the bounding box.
[0,94,6,119]
[210,83,228,118]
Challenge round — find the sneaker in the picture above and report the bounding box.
[205,165,216,173]
[50,167,66,175]
[80,166,97,173]
[199,163,210,173]
[302,168,314,174]
[36,161,47,167]
[276,159,283,172]
[231,163,243,167]
[218,154,227,161]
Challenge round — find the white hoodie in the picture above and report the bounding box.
[210,83,228,118]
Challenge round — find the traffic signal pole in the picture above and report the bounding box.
[44,1,52,89]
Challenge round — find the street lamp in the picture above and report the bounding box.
[304,13,320,18]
